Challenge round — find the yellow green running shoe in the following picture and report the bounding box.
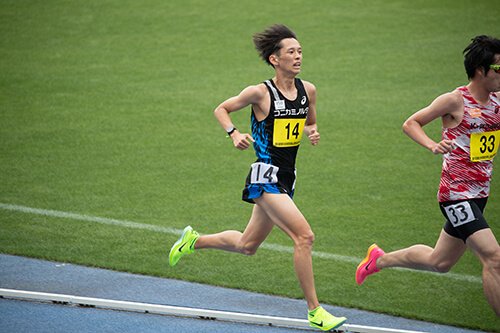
[169,226,199,266]
[308,306,346,331]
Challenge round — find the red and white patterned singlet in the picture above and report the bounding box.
[438,86,500,202]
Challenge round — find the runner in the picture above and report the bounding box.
[168,24,346,331]
[356,35,500,319]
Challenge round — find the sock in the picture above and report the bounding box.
[308,306,322,316]
[189,235,199,251]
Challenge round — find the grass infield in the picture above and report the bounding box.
[1,0,499,331]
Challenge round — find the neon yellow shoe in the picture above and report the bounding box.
[169,226,199,266]
[308,306,346,331]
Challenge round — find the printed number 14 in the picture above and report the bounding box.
[285,122,300,140]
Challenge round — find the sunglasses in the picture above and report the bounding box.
[490,65,500,73]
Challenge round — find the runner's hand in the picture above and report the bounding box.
[431,139,454,155]
[308,129,320,146]
[232,132,255,151]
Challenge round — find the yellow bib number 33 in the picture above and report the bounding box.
[470,130,500,161]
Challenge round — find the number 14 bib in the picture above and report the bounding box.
[273,118,306,147]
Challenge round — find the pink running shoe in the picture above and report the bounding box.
[356,244,385,285]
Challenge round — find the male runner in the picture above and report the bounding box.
[169,24,346,331]
[356,35,500,318]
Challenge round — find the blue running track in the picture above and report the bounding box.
[0,254,484,333]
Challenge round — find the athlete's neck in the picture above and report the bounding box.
[273,76,296,99]
[467,81,491,106]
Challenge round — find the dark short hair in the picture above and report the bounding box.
[463,35,500,80]
[252,24,297,67]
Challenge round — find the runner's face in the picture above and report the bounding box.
[276,38,302,74]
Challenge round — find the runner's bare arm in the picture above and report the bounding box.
[303,81,319,146]
[403,91,463,155]
[214,85,266,150]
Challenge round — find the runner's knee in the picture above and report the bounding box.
[483,248,500,271]
[238,241,260,256]
[422,251,453,273]
[431,261,454,274]
[294,229,315,249]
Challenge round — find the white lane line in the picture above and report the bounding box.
[0,202,482,284]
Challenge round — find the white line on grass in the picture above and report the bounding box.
[0,202,482,284]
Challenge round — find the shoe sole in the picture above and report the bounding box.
[310,317,346,331]
[330,318,347,331]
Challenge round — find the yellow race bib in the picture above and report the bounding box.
[273,118,306,147]
[470,130,500,161]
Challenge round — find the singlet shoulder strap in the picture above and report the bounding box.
[490,91,500,104]
[265,80,281,101]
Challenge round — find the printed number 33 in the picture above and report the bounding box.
[444,202,475,227]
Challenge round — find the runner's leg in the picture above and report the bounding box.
[377,229,466,273]
[253,192,320,311]
[466,228,500,318]
[194,204,274,255]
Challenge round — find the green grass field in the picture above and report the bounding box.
[1,0,499,331]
